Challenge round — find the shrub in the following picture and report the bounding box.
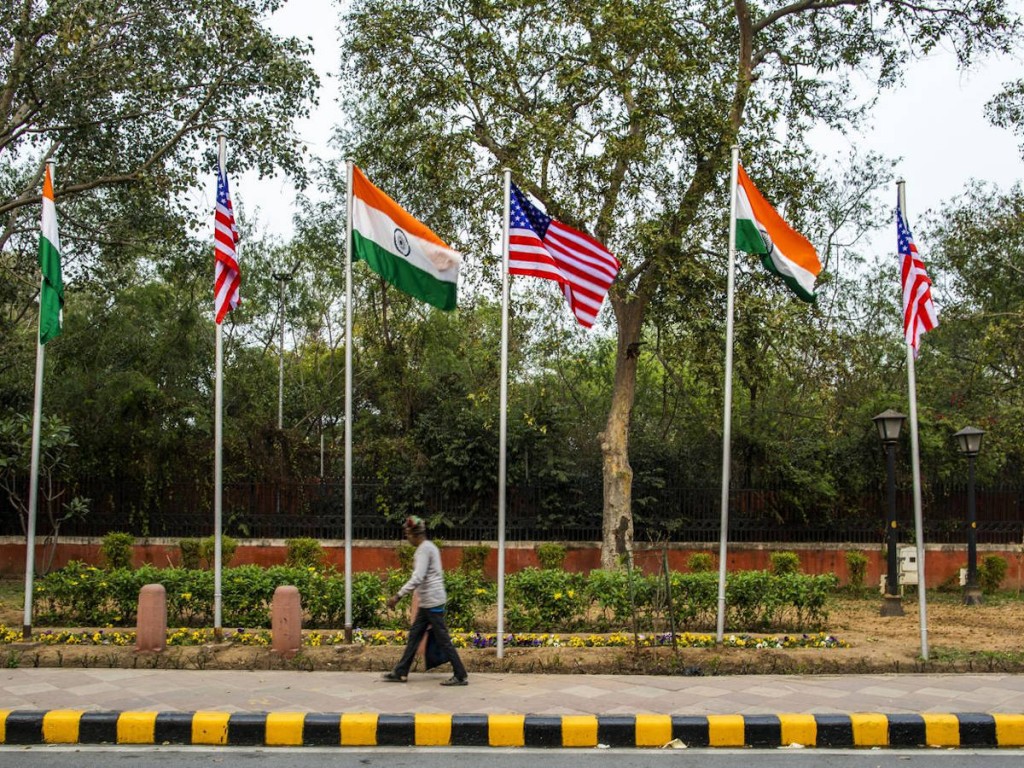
[100,532,135,570]
[727,570,779,629]
[536,543,567,570]
[179,539,202,570]
[979,555,1009,594]
[31,561,838,635]
[687,552,714,573]
[586,569,658,630]
[845,551,868,591]
[286,538,325,569]
[774,572,837,630]
[162,567,214,625]
[506,567,586,630]
[349,571,387,628]
[669,571,718,628]
[770,551,801,576]
[443,569,492,630]
[221,564,276,626]
[199,535,237,569]
[460,545,490,574]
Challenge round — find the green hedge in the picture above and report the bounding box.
[34,561,836,632]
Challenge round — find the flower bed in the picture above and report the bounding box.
[0,623,847,650]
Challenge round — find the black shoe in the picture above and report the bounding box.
[440,676,468,686]
[382,671,407,682]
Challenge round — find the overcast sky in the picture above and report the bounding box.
[232,2,1024,252]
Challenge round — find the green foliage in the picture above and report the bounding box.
[687,553,714,573]
[770,552,802,576]
[459,545,490,574]
[396,544,416,572]
[980,555,1009,594]
[585,569,658,631]
[36,562,389,629]
[536,543,567,571]
[668,572,719,629]
[0,413,90,572]
[441,569,493,631]
[29,563,839,634]
[845,551,869,591]
[349,571,388,628]
[724,571,837,631]
[285,538,326,569]
[179,540,202,570]
[340,0,1019,559]
[506,568,587,631]
[100,533,135,570]
[199,536,237,569]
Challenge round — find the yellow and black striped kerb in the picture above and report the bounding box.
[2,711,1024,748]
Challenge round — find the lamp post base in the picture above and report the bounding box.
[880,595,905,617]
[962,585,983,606]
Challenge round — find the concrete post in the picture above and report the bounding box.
[135,584,167,652]
[271,585,302,658]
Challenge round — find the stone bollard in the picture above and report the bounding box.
[135,584,167,652]
[271,585,302,658]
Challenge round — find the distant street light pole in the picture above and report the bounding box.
[272,272,292,520]
[874,409,907,617]
[954,426,985,606]
[272,272,293,431]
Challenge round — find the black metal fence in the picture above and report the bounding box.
[2,476,1021,545]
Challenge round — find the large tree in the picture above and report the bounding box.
[921,182,1024,479]
[339,0,1017,567]
[0,0,319,381]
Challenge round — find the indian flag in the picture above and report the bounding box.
[38,164,64,344]
[735,164,821,303]
[351,165,461,311]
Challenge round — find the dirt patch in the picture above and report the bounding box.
[3,595,1023,674]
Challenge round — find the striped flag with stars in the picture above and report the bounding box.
[897,194,938,356]
[214,165,240,324]
[508,182,619,328]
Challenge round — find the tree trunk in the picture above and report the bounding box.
[599,294,647,569]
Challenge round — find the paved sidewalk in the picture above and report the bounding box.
[4,668,1024,715]
[4,670,1024,748]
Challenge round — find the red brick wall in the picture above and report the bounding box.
[0,538,1019,588]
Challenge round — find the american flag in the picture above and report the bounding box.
[214,165,240,324]
[508,182,619,328]
[897,195,938,356]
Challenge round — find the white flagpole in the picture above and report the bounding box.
[344,159,354,641]
[213,134,226,639]
[24,160,59,639]
[497,169,512,658]
[898,180,929,661]
[716,145,740,644]
[22,292,48,639]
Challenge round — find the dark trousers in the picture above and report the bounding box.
[392,606,467,680]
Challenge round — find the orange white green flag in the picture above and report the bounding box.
[350,165,462,311]
[38,164,64,344]
[735,164,821,303]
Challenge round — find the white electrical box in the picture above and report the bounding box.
[899,546,919,586]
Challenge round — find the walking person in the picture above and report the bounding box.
[382,516,469,686]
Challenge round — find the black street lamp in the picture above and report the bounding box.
[954,426,985,606]
[874,409,907,617]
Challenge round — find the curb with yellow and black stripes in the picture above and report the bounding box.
[2,711,1024,748]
